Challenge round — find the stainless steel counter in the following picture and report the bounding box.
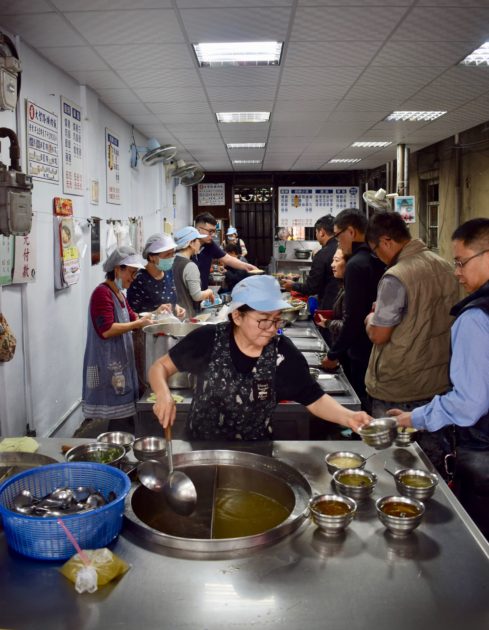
[1,438,488,630]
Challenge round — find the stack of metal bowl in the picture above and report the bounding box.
[395,427,418,447]
[132,436,166,461]
[376,495,425,537]
[359,417,398,450]
[332,468,377,501]
[394,468,438,501]
[309,494,357,536]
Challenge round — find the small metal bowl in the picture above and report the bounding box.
[97,431,135,451]
[132,436,166,462]
[395,427,418,446]
[376,495,425,537]
[333,468,377,500]
[325,451,366,475]
[359,417,398,450]
[309,494,357,536]
[65,442,125,467]
[394,468,438,501]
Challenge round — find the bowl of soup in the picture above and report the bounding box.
[394,468,438,501]
[325,451,366,475]
[359,418,397,449]
[309,494,357,536]
[376,495,425,537]
[332,468,377,500]
[395,427,418,446]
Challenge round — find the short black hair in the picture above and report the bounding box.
[366,211,411,245]
[194,212,217,226]
[334,208,367,234]
[225,242,240,255]
[314,214,335,235]
[452,218,489,249]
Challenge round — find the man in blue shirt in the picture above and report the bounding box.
[193,212,257,289]
[392,218,489,538]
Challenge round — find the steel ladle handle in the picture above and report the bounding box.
[165,425,173,474]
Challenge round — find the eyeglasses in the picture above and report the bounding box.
[452,249,489,269]
[255,318,286,331]
[198,226,217,235]
[333,227,348,238]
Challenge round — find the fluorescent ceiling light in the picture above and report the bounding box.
[328,158,361,164]
[216,112,270,123]
[227,143,266,149]
[385,111,446,122]
[233,160,262,164]
[351,141,392,148]
[460,42,489,66]
[193,42,283,67]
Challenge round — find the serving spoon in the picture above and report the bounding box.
[163,425,197,516]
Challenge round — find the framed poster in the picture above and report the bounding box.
[395,195,416,224]
[105,128,121,204]
[61,96,83,195]
[198,183,225,206]
[26,99,59,183]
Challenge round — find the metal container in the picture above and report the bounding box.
[65,443,126,467]
[376,495,425,537]
[132,436,166,462]
[359,417,398,450]
[143,322,201,388]
[124,449,312,557]
[309,493,357,536]
[325,451,366,475]
[394,468,438,501]
[332,468,377,501]
[294,249,311,260]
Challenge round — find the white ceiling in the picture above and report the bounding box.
[2,0,489,172]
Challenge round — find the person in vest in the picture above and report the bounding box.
[148,275,371,440]
[81,247,153,433]
[364,211,459,417]
[392,218,489,538]
[173,226,215,318]
[225,226,248,260]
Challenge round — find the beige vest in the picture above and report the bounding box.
[365,239,459,402]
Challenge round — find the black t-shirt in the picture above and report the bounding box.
[169,325,324,407]
[193,240,226,290]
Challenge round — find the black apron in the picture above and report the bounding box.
[187,322,277,440]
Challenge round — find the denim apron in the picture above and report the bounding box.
[187,322,278,440]
[82,286,138,420]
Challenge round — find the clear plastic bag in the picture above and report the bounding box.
[60,548,130,593]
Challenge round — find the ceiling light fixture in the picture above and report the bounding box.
[460,42,489,66]
[328,158,361,164]
[193,42,283,67]
[233,160,262,164]
[385,111,447,122]
[216,112,270,123]
[227,143,266,149]
[351,141,392,148]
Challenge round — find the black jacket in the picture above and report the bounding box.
[291,237,339,309]
[328,242,385,363]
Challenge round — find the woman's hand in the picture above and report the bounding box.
[315,313,331,328]
[387,408,413,428]
[203,289,215,303]
[346,411,371,432]
[321,356,339,370]
[157,303,173,314]
[152,393,176,428]
[175,305,186,319]
[135,315,153,329]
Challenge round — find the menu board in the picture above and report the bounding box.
[278,187,360,228]
[198,183,225,206]
[26,99,59,183]
[61,96,83,195]
[105,128,121,205]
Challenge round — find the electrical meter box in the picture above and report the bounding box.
[0,56,21,111]
[0,166,33,236]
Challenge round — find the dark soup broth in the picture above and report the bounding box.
[314,500,351,516]
[382,502,420,518]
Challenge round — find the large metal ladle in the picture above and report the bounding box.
[163,425,197,516]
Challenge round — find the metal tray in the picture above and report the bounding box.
[283,328,318,338]
[302,352,326,367]
[317,374,349,395]
[289,337,325,352]
[0,452,58,483]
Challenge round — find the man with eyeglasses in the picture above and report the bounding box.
[391,218,489,538]
[321,208,385,410]
[193,212,258,290]
[149,275,371,441]
[364,211,458,425]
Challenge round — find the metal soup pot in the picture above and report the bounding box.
[143,322,202,388]
[294,249,312,260]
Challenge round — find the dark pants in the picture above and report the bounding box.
[454,447,489,539]
[349,357,370,413]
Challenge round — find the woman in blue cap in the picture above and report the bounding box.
[149,274,371,440]
[224,226,248,260]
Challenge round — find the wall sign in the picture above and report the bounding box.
[198,183,225,206]
[61,96,83,195]
[12,229,36,284]
[394,195,416,224]
[26,99,59,183]
[0,235,14,285]
[278,187,360,228]
[105,128,121,205]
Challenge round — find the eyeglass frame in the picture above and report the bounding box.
[333,226,348,239]
[197,225,217,235]
[452,248,489,269]
[253,317,287,331]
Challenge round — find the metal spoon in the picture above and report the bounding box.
[384,463,397,478]
[164,425,197,516]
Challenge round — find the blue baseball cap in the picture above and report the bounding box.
[226,227,237,236]
[174,226,207,250]
[228,275,291,313]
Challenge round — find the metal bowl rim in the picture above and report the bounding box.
[375,494,426,516]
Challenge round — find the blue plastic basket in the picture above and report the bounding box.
[0,462,131,560]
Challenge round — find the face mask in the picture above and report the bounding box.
[157,257,175,272]
[115,277,124,290]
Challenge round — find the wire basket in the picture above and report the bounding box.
[0,462,131,560]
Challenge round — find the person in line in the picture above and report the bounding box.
[392,218,489,539]
[81,246,153,433]
[172,226,216,318]
[321,208,385,410]
[364,211,458,418]
[221,242,248,292]
[148,275,371,440]
[281,215,339,311]
[193,212,257,290]
[127,234,185,318]
[225,226,248,259]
